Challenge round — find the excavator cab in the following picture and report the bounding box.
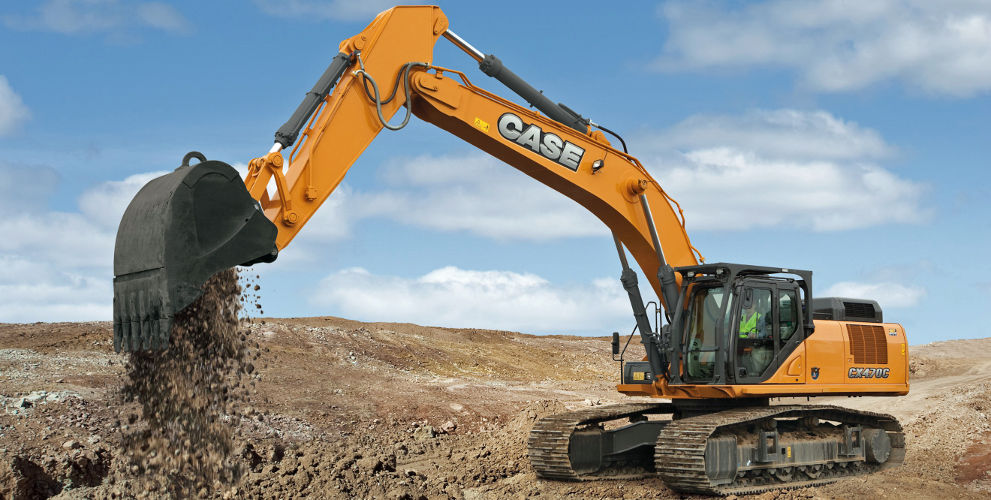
[670,263,813,386]
[112,152,278,352]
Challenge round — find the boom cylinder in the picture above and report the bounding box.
[478,54,588,133]
[614,235,666,381]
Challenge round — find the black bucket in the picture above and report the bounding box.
[112,152,278,352]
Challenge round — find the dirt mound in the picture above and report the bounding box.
[220,399,570,499]
[1,314,990,499]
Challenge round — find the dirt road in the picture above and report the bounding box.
[1,317,988,498]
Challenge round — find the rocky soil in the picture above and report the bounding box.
[1,311,989,499]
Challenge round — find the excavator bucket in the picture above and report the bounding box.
[112,153,278,353]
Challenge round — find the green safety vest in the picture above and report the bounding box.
[739,312,760,337]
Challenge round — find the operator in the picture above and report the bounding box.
[739,290,773,375]
[739,302,762,338]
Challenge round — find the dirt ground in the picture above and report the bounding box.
[1,315,989,499]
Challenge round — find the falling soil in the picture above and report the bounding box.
[116,269,258,497]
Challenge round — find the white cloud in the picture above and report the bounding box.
[0,212,113,322]
[295,183,388,240]
[649,109,894,162]
[285,108,923,243]
[0,212,115,270]
[3,0,190,36]
[0,168,169,322]
[653,148,924,231]
[253,0,418,21]
[0,76,30,135]
[77,170,167,228]
[133,2,188,32]
[822,281,926,309]
[654,0,991,96]
[278,153,603,247]
[377,155,604,240]
[311,266,631,334]
[0,255,109,322]
[640,109,927,231]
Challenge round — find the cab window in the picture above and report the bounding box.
[737,288,773,377]
[738,288,772,339]
[779,290,798,341]
[686,287,726,379]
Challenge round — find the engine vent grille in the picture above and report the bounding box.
[844,301,877,319]
[847,324,888,364]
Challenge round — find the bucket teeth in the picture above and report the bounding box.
[113,270,171,352]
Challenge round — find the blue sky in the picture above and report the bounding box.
[1,1,988,345]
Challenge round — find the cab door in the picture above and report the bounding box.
[732,282,804,384]
[682,286,731,383]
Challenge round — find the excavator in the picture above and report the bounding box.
[112,6,909,495]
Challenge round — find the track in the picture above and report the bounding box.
[528,403,904,495]
[527,402,673,480]
[654,404,905,495]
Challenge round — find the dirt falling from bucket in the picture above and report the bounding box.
[118,268,260,496]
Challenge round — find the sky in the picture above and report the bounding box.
[0,0,988,345]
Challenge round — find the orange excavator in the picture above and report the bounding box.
[112,6,909,495]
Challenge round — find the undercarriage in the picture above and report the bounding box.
[527,400,904,495]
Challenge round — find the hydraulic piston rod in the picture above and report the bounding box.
[443,29,484,62]
[613,234,666,382]
[442,29,588,133]
[638,194,680,321]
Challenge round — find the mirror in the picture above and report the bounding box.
[611,331,620,355]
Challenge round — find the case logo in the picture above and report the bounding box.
[497,113,585,171]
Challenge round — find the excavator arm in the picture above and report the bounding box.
[245,6,448,246]
[248,6,699,298]
[112,5,701,352]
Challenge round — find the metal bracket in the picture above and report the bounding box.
[245,152,300,226]
[841,425,864,457]
[756,430,780,463]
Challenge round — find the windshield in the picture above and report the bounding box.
[685,286,728,379]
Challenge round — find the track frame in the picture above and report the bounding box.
[527,402,904,496]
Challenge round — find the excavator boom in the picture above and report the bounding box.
[112,5,700,352]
